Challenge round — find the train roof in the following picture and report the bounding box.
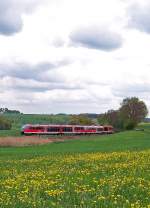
[22,124,105,128]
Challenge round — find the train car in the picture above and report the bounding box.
[21,124,114,135]
[103,125,114,134]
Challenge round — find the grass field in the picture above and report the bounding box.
[0,123,150,207]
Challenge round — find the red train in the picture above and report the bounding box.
[21,124,114,135]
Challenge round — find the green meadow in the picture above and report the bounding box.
[0,122,150,207]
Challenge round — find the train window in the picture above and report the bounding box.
[62,127,72,132]
[30,127,44,131]
[30,127,36,130]
[98,128,103,131]
[28,127,33,130]
[87,128,95,130]
[47,127,60,132]
[74,127,84,131]
[104,127,108,131]
[22,125,30,130]
[36,127,44,131]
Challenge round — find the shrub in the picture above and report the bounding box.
[123,120,136,130]
[0,116,12,130]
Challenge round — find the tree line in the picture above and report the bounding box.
[69,97,148,130]
[0,97,148,130]
[0,108,21,114]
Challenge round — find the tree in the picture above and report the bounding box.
[0,108,21,114]
[0,116,12,130]
[98,97,148,130]
[98,110,123,129]
[119,97,148,129]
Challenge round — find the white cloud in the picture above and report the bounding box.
[70,25,123,51]
[0,0,48,35]
[0,0,149,114]
[127,1,150,33]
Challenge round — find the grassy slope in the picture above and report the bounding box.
[0,122,150,159]
[0,130,150,159]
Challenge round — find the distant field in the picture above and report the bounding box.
[0,122,150,207]
[138,122,150,130]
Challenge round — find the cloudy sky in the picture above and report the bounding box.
[0,0,150,114]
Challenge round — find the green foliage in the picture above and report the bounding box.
[98,110,121,127]
[0,108,21,114]
[123,120,135,130]
[69,115,95,125]
[98,97,148,131]
[0,116,12,130]
[119,97,148,129]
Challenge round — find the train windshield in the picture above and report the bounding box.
[21,125,30,130]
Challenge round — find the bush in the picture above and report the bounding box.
[123,120,136,130]
[0,116,12,130]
